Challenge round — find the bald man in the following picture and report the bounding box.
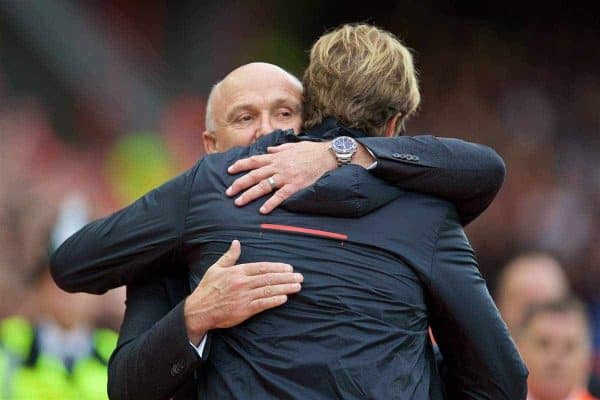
[53,61,511,399]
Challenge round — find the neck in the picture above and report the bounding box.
[304,118,370,139]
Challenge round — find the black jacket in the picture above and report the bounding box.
[51,122,526,400]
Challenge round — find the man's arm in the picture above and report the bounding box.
[50,163,199,294]
[358,135,505,225]
[226,135,505,225]
[426,211,528,399]
[109,279,201,400]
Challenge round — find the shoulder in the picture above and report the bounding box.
[433,207,472,252]
[394,191,458,233]
[428,207,476,277]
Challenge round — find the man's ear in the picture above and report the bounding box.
[203,130,218,154]
[384,113,402,137]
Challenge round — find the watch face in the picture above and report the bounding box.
[332,136,358,153]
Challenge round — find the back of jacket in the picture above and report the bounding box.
[184,146,452,400]
[49,127,526,399]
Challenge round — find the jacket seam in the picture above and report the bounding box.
[427,208,452,287]
[176,160,204,257]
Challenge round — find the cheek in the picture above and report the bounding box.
[565,347,590,370]
[291,117,302,133]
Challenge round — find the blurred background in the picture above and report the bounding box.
[0,0,599,391]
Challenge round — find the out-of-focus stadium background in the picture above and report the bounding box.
[1,0,599,381]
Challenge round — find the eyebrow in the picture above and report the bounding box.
[225,104,255,122]
[271,98,302,112]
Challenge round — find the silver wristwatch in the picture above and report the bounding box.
[330,136,358,166]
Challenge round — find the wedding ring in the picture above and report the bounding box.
[267,176,277,190]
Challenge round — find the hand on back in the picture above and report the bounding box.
[184,240,303,343]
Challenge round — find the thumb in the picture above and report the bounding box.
[216,240,241,268]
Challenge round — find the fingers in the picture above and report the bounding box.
[249,282,302,300]
[248,295,289,313]
[246,271,304,289]
[227,167,274,197]
[228,154,270,175]
[234,175,280,206]
[267,142,295,153]
[241,262,294,275]
[259,185,294,214]
[214,240,241,268]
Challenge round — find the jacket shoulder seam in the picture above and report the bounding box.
[428,207,454,286]
[177,159,204,256]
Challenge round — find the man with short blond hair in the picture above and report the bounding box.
[303,24,420,135]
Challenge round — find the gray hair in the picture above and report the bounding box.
[205,81,222,132]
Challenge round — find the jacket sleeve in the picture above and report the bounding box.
[108,278,205,400]
[356,135,506,225]
[50,162,201,294]
[425,211,528,399]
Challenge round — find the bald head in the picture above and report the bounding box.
[202,63,303,154]
[496,253,570,331]
[205,63,302,132]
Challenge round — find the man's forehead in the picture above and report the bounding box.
[217,81,301,115]
[225,72,299,94]
[223,62,301,88]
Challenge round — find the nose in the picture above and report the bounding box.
[255,114,274,139]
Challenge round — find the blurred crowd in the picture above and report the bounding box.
[0,80,209,324]
[1,5,599,398]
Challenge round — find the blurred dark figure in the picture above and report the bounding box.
[515,297,598,400]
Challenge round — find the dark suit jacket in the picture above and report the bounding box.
[51,122,526,399]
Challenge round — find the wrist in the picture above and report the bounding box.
[320,142,338,170]
[326,140,374,168]
[352,144,376,168]
[330,136,358,167]
[184,296,212,345]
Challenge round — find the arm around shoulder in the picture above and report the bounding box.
[357,135,506,225]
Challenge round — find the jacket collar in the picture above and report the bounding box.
[301,118,370,140]
[248,119,369,157]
